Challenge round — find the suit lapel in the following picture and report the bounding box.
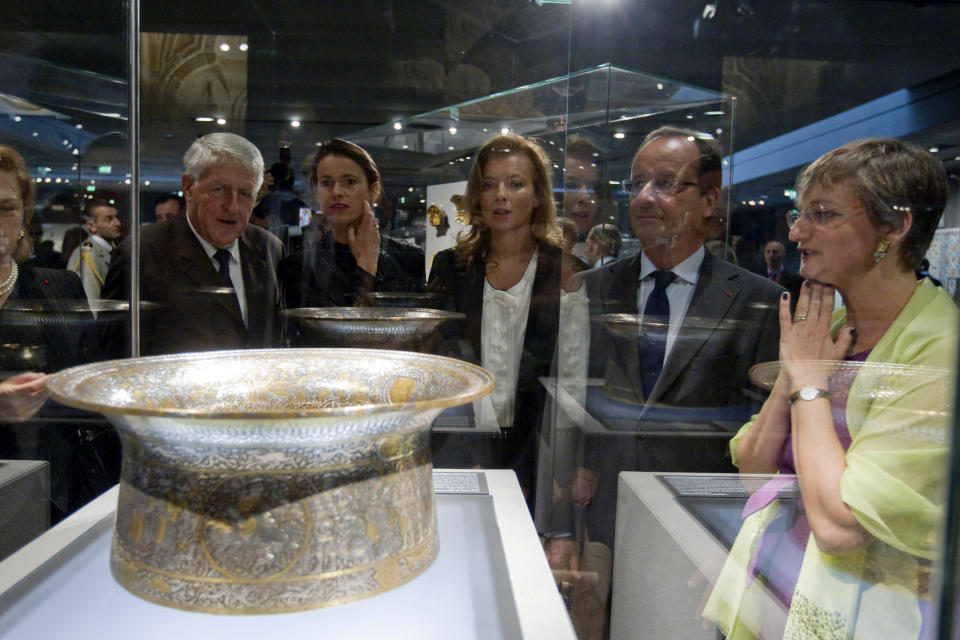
[240,232,266,337]
[649,252,739,402]
[175,219,245,327]
[599,255,648,403]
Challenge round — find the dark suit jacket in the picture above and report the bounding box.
[1,266,89,372]
[427,242,564,491]
[559,249,784,546]
[0,266,120,519]
[280,232,424,308]
[585,249,783,411]
[102,214,284,356]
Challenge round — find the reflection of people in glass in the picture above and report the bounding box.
[428,133,586,496]
[584,223,621,268]
[704,139,956,638]
[279,139,424,308]
[563,135,606,260]
[0,145,115,520]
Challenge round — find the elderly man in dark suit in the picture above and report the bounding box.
[103,133,284,355]
[547,127,784,549]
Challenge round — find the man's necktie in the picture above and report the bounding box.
[640,270,673,398]
[214,249,234,288]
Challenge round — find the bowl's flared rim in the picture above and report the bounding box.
[280,307,465,322]
[47,348,494,419]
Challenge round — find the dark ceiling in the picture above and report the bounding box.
[2,0,960,220]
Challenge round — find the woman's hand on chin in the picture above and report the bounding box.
[779,281,855,386]
[347,201,381,276]
[0,371,50,423]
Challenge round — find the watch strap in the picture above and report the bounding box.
[789,386,831,405]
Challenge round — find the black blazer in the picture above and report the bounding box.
[102,214,284,356]
[0,266,89,372]
[427,242,563,488]
[280,232,425,308]
[584,249,783,411]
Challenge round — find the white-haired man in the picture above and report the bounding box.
[103,132,284,354]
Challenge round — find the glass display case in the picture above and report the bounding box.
[2,0,960,637]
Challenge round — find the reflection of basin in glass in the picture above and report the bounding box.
[601,313,760,341]
[749,360,953,399]
[47,348,493,614]
[368,292,443,309]
[283,307,464,353]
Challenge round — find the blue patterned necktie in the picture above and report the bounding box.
[640,270,673,398]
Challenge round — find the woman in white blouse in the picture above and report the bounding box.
[428,133,586,500]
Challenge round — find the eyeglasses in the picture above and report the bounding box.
[785,204,858,229]
[621,176,702,198]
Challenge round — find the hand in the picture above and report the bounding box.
[0,371,50,423]
[347,201,381,276]
[570,466,598,509]
[545,537,581,572]
[779,282,854,386]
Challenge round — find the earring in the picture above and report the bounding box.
[873,239,890,263]
[16,229,24,241]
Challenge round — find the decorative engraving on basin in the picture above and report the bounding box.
[46,349,492,614]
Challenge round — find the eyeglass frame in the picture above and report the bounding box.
[785,203,866,229]
[620,175,706,198]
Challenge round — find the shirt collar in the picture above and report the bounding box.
[639,245,704,285]
[87,234,113,252]
[185,212,240,261]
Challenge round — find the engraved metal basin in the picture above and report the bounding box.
[46,348,493,614]
[282,307,463,353]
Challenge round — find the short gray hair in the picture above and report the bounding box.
[183,133,264,192]
[796,138,948,270]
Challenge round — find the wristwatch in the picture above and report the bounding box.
[789,385,831,405]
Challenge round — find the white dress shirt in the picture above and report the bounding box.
[636,246,705,365]
[186,214,248,326]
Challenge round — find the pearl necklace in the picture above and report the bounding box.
[0,261,18,297]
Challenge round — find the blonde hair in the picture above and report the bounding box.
[455,134,561,268]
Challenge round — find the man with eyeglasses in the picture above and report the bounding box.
[555,126,785,549]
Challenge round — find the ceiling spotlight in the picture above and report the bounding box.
[448,126,457,135]
[239,43,249,52]
[290,120,301,128]
[216,118,227,125]
[144,180,151,186]
[686,114,694,120]
[929,146,939,153]
[500,127,509,135]
[219,43,230,52]
[402,144,409,149]
[31,132,38,137]
[13,115,21,122]
[393,122,402,130]
[656,83,664,91]
[614,132,626,139]
[75,123,83,129]
[448,146,454,150]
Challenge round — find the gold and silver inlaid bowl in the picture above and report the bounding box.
[47,348,493,614]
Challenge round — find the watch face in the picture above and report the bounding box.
[801,386,818,401]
